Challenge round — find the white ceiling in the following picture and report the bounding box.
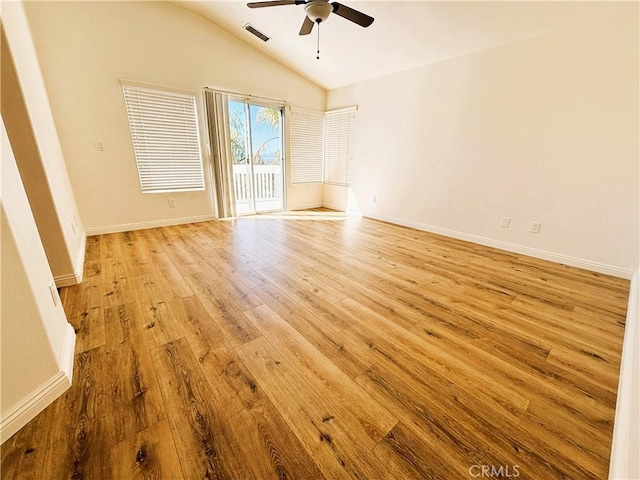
[177,1,630,90]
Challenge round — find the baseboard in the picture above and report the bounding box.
[609,270,639,479]
[61,322,76,384]
[72,232,86,284]
[52,232,87,287]
[321,200,345,212]
[367,213,635,279]
[0,323,75,444]
[53,272,81,288]
[287,202,324,211]
[84,214,218,236]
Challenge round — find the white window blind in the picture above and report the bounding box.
[122,83,205,193]
[324,107,356,186]
[290,108,324,184]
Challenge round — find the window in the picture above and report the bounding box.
[290,107,324,184]
[122,82,205,193]
[324,107,356,186]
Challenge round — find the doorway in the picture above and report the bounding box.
[228,99,285,215]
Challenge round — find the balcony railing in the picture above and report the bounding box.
[233,164,283,212]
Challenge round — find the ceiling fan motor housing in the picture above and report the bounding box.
[305,1,332,23]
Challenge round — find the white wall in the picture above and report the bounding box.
[2,2,86,286]
[23,1,325,233]
[0,118,76,443]
[327,8,639,277]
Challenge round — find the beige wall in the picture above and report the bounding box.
[2,2,86,286]
[23,1,325,232]
[327,8,639,276]
[1,118,75,443]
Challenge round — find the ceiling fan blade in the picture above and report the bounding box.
[299,16,314,35]
[247,0,296,8]
[331,2,374,27]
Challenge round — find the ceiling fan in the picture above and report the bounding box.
[247,0,374,36]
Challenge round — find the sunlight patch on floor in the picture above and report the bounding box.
[244,209,360,221]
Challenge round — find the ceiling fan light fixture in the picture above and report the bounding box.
[304,1,332,23]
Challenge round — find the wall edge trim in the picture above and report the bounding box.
[609,270,639,479]
[366,213,635,279]
[54,233,86,287]
[0,323,75,444]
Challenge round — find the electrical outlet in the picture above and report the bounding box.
[529,221,542,233]
[500,217,511,228]
[168,198,176,208]
[373,195,377,204]
[94,139,104,151]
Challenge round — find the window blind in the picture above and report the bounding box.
[122,83,205,193]
[290,108,324,184]
[323,107,356,186]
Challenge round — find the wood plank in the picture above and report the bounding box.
[252,282,372,379]
[169,295,227,355]
[244,304,397,449]
[184,272,262,346]
[110,420,184,480]
[257,266,353,331]
[226,397,325,480]
[0,402,54,480]
[196,344,265,418]
[237,336,389,480]
[151,338,252,479]
[337,297,530,421]
[38,348,114,480]
[103,304,167,439]
[63,274,105,353]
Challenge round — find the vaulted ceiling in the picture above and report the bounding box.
[176,1,629,90]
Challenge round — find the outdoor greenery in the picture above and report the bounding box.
[229,106,282,165]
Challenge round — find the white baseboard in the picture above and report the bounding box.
[84,214,218,236]
[287,202,324,211]
[609,270,639,479]
[321,200,345,212]
[367,213,634,279]
[53,232,87,287]
[0,323,75,443]
[53,272,81,287]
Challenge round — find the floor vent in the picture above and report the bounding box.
[244,24,271,42]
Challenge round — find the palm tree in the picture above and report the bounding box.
[254,107,282,164]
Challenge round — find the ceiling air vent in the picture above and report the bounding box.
[244,24,271,42]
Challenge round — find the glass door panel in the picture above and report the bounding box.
[228,100,253,215]
[228,99,284,215]
[249,104,284,213]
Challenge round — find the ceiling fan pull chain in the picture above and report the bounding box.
[316,22,320,59]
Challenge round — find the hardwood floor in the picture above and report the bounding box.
[1,211,629,479]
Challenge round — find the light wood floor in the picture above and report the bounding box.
[1,212,629,479]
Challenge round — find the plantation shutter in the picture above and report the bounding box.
[323,107,356,186]
[290,107,324,184]
[122,82,205,193]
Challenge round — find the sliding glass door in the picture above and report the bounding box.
[228,99,285,215]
